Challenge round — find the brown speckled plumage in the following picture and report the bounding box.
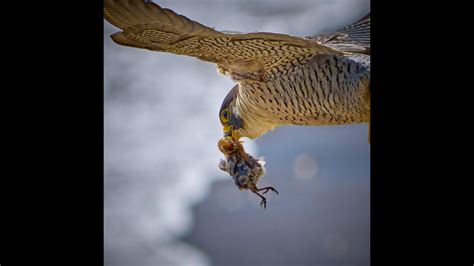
[235,53,369,138]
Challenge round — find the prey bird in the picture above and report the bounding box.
[104,0,370,208]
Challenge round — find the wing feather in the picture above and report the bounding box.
[307,13,370,54]
[104,0,340,82]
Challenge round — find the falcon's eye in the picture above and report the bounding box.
[220,109,230,123]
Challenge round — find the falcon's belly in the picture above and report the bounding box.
[235,54,370,139]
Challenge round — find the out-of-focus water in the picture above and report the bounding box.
[104,1,370,265]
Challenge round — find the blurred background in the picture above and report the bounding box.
[104,0,370,265]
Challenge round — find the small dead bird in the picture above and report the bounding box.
[218,137,278,208]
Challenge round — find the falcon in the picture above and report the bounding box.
[104,0,370,208]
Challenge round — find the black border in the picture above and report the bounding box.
[5,1,104,265]
[4,1,467,265]
[371,1,467,265]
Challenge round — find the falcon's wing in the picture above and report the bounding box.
[306,14,370,55]
[104,0,340,82]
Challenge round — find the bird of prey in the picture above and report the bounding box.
[104,0,370,208]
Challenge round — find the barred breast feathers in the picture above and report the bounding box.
[234,53,370,139]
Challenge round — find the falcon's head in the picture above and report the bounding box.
[219,85,244,140]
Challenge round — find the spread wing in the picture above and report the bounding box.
[306,14,370,55]
[104,0,340,82]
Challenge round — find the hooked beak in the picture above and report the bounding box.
[223,125,240,140]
